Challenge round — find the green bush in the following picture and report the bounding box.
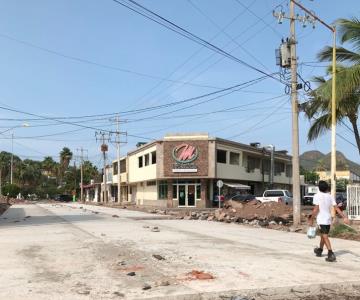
[330,224,357,237]
[2,184,21,198]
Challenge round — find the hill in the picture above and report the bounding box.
[300,151,360,175]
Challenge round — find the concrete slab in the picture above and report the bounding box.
[0,203,359,300]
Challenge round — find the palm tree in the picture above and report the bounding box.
[305,18,360,154]
[60,147,73,171]
[59,147,73,185]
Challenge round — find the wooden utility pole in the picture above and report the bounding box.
[96,132,110,203]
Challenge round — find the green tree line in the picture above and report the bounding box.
[0,147,100,198]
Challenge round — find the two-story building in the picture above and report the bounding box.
[122,133,292,208]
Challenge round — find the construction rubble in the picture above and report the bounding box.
[146,200,307,230]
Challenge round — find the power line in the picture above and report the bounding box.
[0,33,221,90]
[110,0,286,85]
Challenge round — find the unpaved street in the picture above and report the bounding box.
[1,203,360,300]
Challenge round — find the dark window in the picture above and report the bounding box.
[196,185,201,200]
[217,149,227,164]
[264,191,284,197]
[120,159,126,173]
[247,156,261,172]
[275,162,285,175]
[286,165,292,177]
[147,180,156,186]
[144,154,149,166]
[138,156,143,168]
[151,151,156,164]
[113,162,118,175]
[158,181,168,199]
[262,160,270,174]
[230,152,239,165]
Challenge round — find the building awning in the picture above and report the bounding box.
[224,183,251,190]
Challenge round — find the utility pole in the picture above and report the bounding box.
[110,116,127,204]
[76,147,88,203]
[96,131,111,203]
[10,133,14,185]
[275,1,338,199]
[289,0,301,227]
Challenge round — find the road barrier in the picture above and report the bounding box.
[347,185,360,220]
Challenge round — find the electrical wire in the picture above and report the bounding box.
[110,0,287,85]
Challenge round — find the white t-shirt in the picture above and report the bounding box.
[313,192,336,225]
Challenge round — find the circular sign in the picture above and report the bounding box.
[217,180,223,188]
[172,143,199,164]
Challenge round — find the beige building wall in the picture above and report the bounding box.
[128,145,157,183]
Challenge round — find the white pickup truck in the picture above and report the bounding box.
[256,189,293,205]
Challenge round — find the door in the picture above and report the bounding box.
[187,185,195,207]
[178,185,186,206]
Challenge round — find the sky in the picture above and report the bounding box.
[0,0,359,167]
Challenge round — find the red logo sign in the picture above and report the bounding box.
[172,144,199,163]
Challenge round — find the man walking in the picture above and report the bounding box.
[309,181,349,262]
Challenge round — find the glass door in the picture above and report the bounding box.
[178,185,186,206]
[187,185,195,207]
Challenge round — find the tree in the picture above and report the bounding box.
[2,184,20,198]
[300,166,319,184]
[59,147,73,184]
[304,18,360,154]
[42,156,57,177]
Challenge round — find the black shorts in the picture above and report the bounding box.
[319,225,331,235]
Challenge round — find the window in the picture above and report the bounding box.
[158,181,168,199]
[147,180,156,186]
[113,162,118,175]
[120,159,126,173]
[138,156,143,168]
[172,185,177,199]
[286,165,292,177]
[196,185,201,200]
[275,162,285,175]
[264,191,284,197]
[217,149,227,164]
[144,153,149,166]
[247,156,261,172]
[262,160,270,174]
[230,152,240,165]
[151,151,156,164]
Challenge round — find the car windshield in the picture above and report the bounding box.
[285,191,292,197]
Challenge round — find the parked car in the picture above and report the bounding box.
[54,194,73,202]
[336,192,347,211]
[229,194,256,202]
[302,194,316,205]
[212,194,225,207]
[256,189,293,205]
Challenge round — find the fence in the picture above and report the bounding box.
[347,185,360,220]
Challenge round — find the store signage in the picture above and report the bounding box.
[172,143,199,173]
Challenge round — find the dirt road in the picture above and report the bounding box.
[1,203,360,300]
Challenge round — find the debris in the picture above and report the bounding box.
[117,261,126,266]
[25,216,31,218]
[112,214,119,218]
[113,291,125,297]
[151,226,160,232]
[127,272,136,276]
[101,233,106,236]
[152,254,165,260]
[142,283,152,290]
[143,225,150,228]
[186,270,214,280]
[158,280,170,286]
[77,290,90,295]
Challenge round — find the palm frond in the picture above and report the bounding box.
[337,17,360,50]
[317,46,360,64]
[307,114,332,142]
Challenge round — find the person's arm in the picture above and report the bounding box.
[334,205,350,224]
[309,205,319,226]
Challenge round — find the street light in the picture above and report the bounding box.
[0,123,30,185]
[264,145,275,189]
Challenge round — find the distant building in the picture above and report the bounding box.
[316,170,360,183]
